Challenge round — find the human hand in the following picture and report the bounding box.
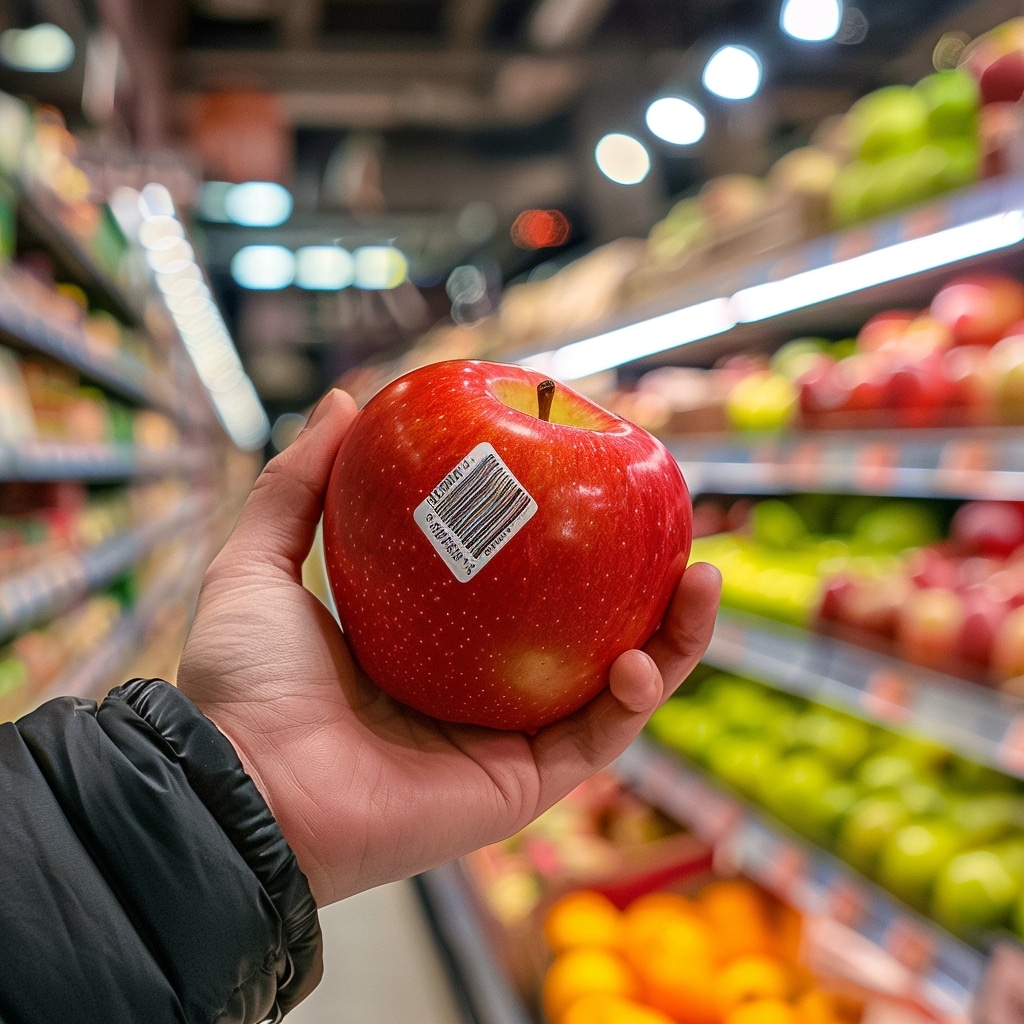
[178,389,721,908]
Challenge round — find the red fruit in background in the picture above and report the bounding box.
[843,574,914,638]
[692,500,728,538]
[950,500,1024,558]
[979,49,1024,104]
[899,315,956,357]
[955,586,1012,670]
[881,353,954,426]
[818,573,855,623]
[941,345,998,410]
[798,359,849,419]
[930,274,1024,347]
[992,605,1024,682]
[906,546,960,590]
[957,556,1005,589]
[858,310,918,352]
[322,360,692,732]
[896,587,966,669]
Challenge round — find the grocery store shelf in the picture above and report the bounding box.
[614,735,987,1021]
[706,608,1024,780]
[512,175,1024,379]
[673,428,1024,501]
[0,440,209,481]
[416,862,534,1024]
[36,538,212,709]
[0,265,180,412]
[19,186,142,326]
[0,498,203,644]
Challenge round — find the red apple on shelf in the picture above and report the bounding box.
[895,587,966,669]
[322,359,693,732]
[857,309,918,352]
[929,274,1024,347]
[941,345,999,411]
[906,546,960,591]
[951,500,1024,558]
[955,585,1012,670]
[842,574,914,638]
[992,605,1024,682]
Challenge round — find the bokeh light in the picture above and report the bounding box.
[594,134,651,185]
[702,45,763,100]
[645,97,707,145]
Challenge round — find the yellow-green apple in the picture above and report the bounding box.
[321,360,692,732]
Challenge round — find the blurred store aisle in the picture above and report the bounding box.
[287,879,463,1024]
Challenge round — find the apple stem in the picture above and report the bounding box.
[537,379,556,421]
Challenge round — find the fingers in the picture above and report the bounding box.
[642,560,722,702]
[219,389,359,577]
[529,561,721,807]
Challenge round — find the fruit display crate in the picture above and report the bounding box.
[0,496,202,644]
[0,441,208,482]
[705,608,1024,780]
[672,428,1024,502]
[509,174,1024,378]
[613,735,988,1022]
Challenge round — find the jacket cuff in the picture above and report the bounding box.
[110,677,323,1020]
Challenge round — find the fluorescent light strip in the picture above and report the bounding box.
[732,211,1024,322]
[544,298,735,380]
[530,210,1024,378]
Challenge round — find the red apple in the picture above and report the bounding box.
[941,345,998,412]
[955,585,1012,670]
[895,587,966,669]
[842,574,914,638]
[992,605,1024,682]
[929,274,1024,348]
[906,546,959,590]
[321,360,692,732]
[858,310,918,352]
[980,49,1024,105]
[950,500,1024,558]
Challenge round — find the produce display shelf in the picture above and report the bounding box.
[35,534,214,710]
[416,861,535,1024]
[614,735,987,1021]
[0,440,208,481]
[673,428,1024,501]
[19,185,142,327]
[0,264,180,412]
[0,497,200,644]
[706,608,1024,780]
[509,174,1024,379]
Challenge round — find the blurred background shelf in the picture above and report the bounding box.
[614,735,988,1022]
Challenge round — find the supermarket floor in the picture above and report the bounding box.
[286,879,465,1024]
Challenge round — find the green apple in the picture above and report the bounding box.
[725,370,798,432]
[792,708,874,772]
[851,500,942,553]
[932,848,1022,935]
[877,820,966,912]
[915,69,980,139]
[647,701,727,763]
[758,752,837,831]
[898,781,948,818]
[770,338,833,380]
[846,86,929,162]
[750,499,809,548]
[950,793,1024,845]
[802,781,862,848]
[856,752,921,792]
[837,794,913,876]
[706,733,782,798]
[706,677,775,732]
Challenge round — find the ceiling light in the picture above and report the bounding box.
[645,97,706,145]
[294,246,355,290]
[703,45,762,100]
[0,23,75,73]
[231,245,295,290]
[353,246,408,289]
[780,0,843,42]
[594,133,651,185]
[224,181,293,227]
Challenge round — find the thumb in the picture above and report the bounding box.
[218,389,359,578]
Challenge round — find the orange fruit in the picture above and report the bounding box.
[697,880,773,961]
[640,951,719,1024]
[544,890,623,953]
[542,947,640,1024]
[715,955,795,1017]
[795,989,863,1024]
[620,892,717,972]
[561,993,677,1024]
[725,998,800,1024]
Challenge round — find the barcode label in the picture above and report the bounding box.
[414,442,537,582]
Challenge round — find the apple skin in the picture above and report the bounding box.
[929,274,1024,348]
[322,360,692,732]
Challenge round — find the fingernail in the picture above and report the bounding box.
[305,389,339,429]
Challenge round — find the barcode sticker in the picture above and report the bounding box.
[414,442,538,582]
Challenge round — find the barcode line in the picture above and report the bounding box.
[431,453,531,559]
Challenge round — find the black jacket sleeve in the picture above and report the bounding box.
[0,677,323,1024]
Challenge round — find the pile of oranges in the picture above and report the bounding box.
[539,879,863,1024]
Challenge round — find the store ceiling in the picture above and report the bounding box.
[0,0,1019,410]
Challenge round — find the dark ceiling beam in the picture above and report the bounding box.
[279,0,324,49]
[443,0,498,48]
